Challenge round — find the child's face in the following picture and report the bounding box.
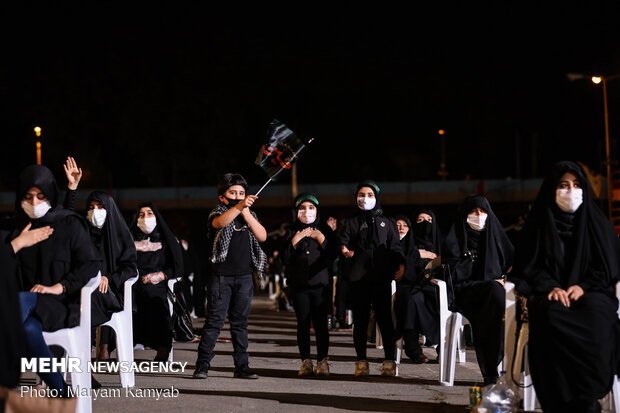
[220,185,246,204]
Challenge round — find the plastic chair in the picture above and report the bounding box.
[95,273,139,388]
[43,272,101,413]
[167,277,181,362]
[505,281,620,412]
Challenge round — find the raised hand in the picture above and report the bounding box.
[63,156,83,190]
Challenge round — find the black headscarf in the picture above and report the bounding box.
[15,165,73,226]
[443,194,514,281]
[130,202,183,278]
[512,161,620,296]
[86,191,137,281]
[412,208,442,254]
[356,180,384,250]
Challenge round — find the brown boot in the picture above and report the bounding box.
[354,360,369,377]
[298,359,314,377]
[380,360,397,377]
[314,358,330,376]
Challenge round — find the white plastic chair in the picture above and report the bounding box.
[432,275,468,386]
[95,273,139,388]
[167,277,181,362]
[505,281,620,412]
[43,272,101,413]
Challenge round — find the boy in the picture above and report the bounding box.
[193,173,267,379]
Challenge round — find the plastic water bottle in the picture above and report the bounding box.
[477,371,518,412]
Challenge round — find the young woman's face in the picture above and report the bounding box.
[417,213,432,223]
[469,207,487,216]
[396,219,409,237]
[557,172,581,190]
[22,186,47,206]
[139,207,155,219]
[357,187,375,200]
[89,200,105,210]
[298,201,317,224]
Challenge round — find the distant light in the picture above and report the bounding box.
[592,76,602,84]
[36,141,41,149]
[438,129,445,135]
[34,126,42,137]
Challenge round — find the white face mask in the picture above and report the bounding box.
[399,233,406,240]
[138,217,157,234]
[298,208,317,224]
[556,188,583,213]
[467,213,488,231]
[87,209,107,229]
[357,196,376,211]
[21,200,52,219]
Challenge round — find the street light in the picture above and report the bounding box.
[34,126,42,165]
[437,129,448,181]
[567,73,620,222]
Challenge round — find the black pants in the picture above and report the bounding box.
[454,280,505,383]
[335,275,351,324]
[196,274,253,369]
[350,279,395,360]
[292,284,330,361]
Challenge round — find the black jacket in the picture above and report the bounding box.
[283,230,330,291]
[338,215,404,282]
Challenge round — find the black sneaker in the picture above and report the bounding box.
[193,362,209,379]
[233,365,258,379]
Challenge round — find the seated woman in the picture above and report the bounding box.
[511,161,620,413]
[443,195,514,385]
[12,165,100,396]
[393,215,439,364]
[63,157,138,360]
[130,202,183,361]
[1,222,53,389]
[411,208,442,271]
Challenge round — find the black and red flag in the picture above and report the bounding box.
[254,119,313,195]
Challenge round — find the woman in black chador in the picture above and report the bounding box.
[443,194,514,385]
[338,181,405,377]
[393,215,439,364]
[283,193,332,376]
[11,165,100,395]
[411,209,442,272]
[130,202,183,361]
[511,161,620,413]
[85,191,138,359]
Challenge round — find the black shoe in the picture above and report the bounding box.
[234,365,258,379]
[193,362,209,379]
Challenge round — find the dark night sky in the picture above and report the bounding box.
[2,4,620,191]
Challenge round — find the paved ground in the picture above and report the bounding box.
[20,291,499,413]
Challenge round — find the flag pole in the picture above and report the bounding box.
[254,138,314,196]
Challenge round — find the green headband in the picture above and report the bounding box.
[294,194,319,208]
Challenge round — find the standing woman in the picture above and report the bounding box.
[283,193,331,376]
[130,202,183,361]
[338,181,405,376]
[393,215,439,363]
[511,161,620,413]
[12,165,100,396]
[443,194,513,385]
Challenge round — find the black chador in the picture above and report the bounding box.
[511,161,620,413]
[130,202,183,356]
[393,215,439,362]
[12,165,100,332]
[443,195,514,385]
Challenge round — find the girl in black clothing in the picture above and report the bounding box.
[284,193,331,376]
[12,165,100,395]
[338,181,405,377]
[393,215,439,364]
[511,161,620,413]
[130,202,183,361]
[443,195,514,385]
